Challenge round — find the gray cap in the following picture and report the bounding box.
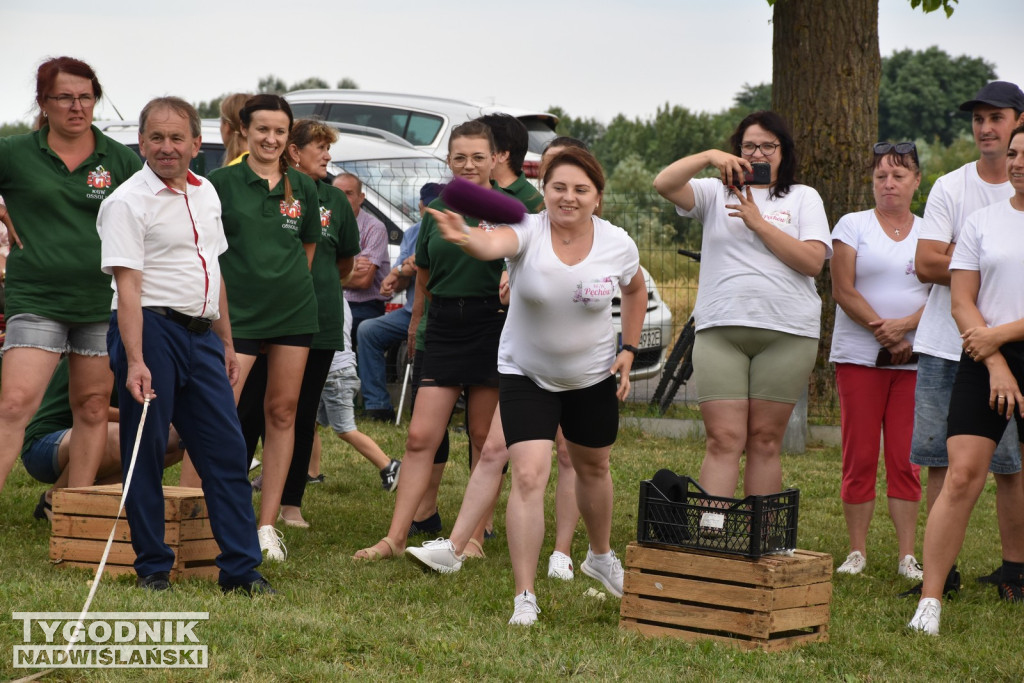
[959,81,1024,112]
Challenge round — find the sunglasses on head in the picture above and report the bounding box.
[873,141,917,156]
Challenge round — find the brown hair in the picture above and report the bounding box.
[542,147,606,217]
[140,97,201,138]
[288,119,338,153]
[448,120,496,154]
[240,94,295,202]
[34,56,102,130]
[219,92,251,165]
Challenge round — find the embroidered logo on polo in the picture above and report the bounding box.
[280,199,302,219]
[572,276,615,307]
[85,165,114,200]
[319,206,332,227]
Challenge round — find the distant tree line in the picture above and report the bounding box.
[193,76,359,119]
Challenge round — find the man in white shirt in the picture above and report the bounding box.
[97,97,271,595]
[909,81,1024,598]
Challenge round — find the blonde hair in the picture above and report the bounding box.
[219,92,251,166]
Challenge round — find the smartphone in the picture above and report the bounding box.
[730,162,771,188]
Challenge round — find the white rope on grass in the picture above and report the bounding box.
[61,397,151,660]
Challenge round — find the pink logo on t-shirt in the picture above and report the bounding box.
[280,200,302,219]
[763,209,792,227]
[905,259,916,276]
[319,205,331,228]
[86,165,111,189]
[572,277,615,306]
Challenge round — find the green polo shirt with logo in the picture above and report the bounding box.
[415,197,504,300]
[498,173,544,213]
[209,162,321,338]
[0,125,142,322]
[311,179,361,350]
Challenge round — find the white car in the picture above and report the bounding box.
[284,90,559,177]
[614,266,673,380]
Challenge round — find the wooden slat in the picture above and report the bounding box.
[53,486,208,521]
[769,604,831,632]
[626,543,831,588]
[51,515,182,544]
[49,537,220,566]
[621,620,829,652]
[624,569,773,610]
[621,594,770,639]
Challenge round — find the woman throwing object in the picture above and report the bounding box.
[426,147,647,626]
[653,111,830,497]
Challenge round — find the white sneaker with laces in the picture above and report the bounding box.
[580,548,624,598]
[908,597,941,635]
[405,538,464,574]
[837,550,866,575]
[547,551,574,581]
[508,590,540,626]
[257,525,287,562]
[899,554,924,581]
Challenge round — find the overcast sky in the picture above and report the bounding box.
[1,0,1022,126]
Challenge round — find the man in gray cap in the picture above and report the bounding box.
[907,82,1024,632]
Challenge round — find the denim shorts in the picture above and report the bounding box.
[316,366,359,434]
[21,429,68,484]
[910,353,1021,474]
[2,313,108,356]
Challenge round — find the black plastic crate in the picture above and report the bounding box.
[636,477,798,559]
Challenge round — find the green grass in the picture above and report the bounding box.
[1,422,1020,681]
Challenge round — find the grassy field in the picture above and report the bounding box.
[1,420,1020,681]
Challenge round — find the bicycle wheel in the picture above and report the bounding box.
[657,321,696,415]
[650,318,694,410]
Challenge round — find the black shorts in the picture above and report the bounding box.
[234,333,313,356]
[499,373,618,449]
[948,343,1024,444]
[421,296,504,388]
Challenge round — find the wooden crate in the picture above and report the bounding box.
[50,485,219,580]
[620,542,831,651]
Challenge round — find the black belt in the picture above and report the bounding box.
[145,307,213,334]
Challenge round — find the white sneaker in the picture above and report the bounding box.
[837,550,866,575]
[899,555,924,581]
[257,525,287,562]
[580,548,624,598]
[405,538,464,574]
[908,597,941,635]
[508,590,540,626]
[547,551,574,581]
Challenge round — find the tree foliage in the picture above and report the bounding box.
[0,122,31,138]
[879,47,996,145]
[337,78,359,89]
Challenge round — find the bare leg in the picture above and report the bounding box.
[889,497,921,561]
[413,463,445,521]
[553,428,580,557]
[921,435,994,600]
[994,471,1024,563]
[0,349,63,491]
[697,399,749,496]
[448,408,507,555]
[743,398,795,495]
[568,441,615,556]
[354,385,460,558]
[924,466,947,513]
[339,429,391,470]
[256,344,309,527]
[65,354,115,488]
[842,500,875,556]
[506,440,554,595]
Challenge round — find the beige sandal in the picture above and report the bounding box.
[353,537,400,561]
[464,538,486,559]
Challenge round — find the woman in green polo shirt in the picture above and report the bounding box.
[208,95,320,562]
[276,119,361,528]
[0,56,142,496]
[355,120,507,560]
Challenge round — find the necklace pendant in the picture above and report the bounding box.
[895,228,900,236]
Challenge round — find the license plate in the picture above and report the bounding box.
[620,328,661,351]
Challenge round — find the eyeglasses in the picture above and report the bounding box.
[740,141,779,156]
[46,94,95,108]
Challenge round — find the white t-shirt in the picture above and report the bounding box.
[677,179,832,338]
[329,298,357,373]
[949,199,1024,328]
[913,162,1012,359]
[829,210,930,367]
[498,211,640,392]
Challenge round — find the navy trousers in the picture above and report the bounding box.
[108,310,262,585]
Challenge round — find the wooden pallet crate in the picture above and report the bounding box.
[50,485,219,580]
[620,542,831,651]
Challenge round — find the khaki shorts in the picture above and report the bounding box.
[692,326,818,404]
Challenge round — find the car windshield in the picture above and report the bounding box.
[333,157,450,224]
[520,118,558,155]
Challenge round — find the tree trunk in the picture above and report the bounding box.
[772,0,880,422]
